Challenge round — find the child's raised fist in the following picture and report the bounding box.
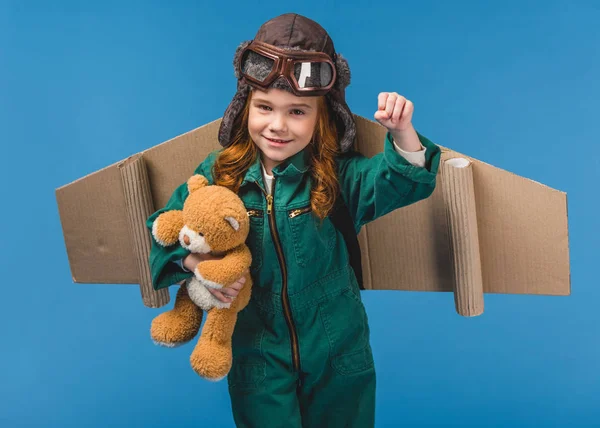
[374,92,414,132]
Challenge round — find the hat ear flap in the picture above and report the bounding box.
[334,52,351,89]
[233,40,252,79]
[327,94,357,152]
[218,82,251,148]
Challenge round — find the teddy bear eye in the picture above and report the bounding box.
[198,232,204,237]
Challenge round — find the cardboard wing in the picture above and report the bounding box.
[56,116,570,314]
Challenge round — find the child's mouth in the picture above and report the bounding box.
[265,136,292,144]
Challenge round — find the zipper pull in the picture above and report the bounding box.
[266,195,273,214]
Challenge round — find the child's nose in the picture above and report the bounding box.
[269,114,287,131]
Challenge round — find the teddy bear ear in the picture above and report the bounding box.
[187,174,209,194]
[224,216,240,232]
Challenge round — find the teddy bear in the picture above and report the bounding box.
[149,174,253,381]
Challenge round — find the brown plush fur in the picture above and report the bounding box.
[187,174,209,193]
[150,174,253,380]
[180,184,250,253]
[150,285,202,345]
[153,210,184,246]
[196,244,252,287]
[189,271,252,379]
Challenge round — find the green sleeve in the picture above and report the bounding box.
[146,151,219,290]
[336,131,441,232]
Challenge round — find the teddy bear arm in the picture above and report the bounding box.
[228,244,252,271]
[152,210,184,246]
[196,246,251,287]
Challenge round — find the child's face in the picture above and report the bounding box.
[248,88,319,174]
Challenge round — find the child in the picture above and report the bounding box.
[147,13,441,428]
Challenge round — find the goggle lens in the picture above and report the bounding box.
[293,61,334,89]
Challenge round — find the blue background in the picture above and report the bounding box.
[1,0,598,426]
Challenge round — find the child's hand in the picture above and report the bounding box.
[374,92,422,152]
[374,92,414,133]
[211,271,248,304]
[184,253,248,304]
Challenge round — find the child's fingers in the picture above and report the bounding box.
[385,93,397,117]
[375,92,414,129]
[207,286,236,303]
[205,271,249,304]
[374,110,389,122]
[392,97,406,122]
[229,275,247,292]
[206,286,227,302]
[378,92,389,111]
[221,286,240,297]
[400,100,414,125]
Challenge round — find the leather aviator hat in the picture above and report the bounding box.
[217,13,356,152]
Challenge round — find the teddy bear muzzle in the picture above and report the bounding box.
[179,225,211,254]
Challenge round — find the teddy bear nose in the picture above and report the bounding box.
[183,235,191,245]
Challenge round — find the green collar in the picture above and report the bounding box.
[272,148,310,177]
[241,148,310,187]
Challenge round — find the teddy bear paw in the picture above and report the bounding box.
[150,309,202,347]
[190,341,233,381]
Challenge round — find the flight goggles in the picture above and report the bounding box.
[238,41,337,96]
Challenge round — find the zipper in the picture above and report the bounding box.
[255,179,301,373]
[247,209,263,218]
[288,206,312,219]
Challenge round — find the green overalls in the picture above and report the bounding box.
[147,131,441,427]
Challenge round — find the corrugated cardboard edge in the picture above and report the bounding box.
[118,154,170,308]
[442,159,484,315]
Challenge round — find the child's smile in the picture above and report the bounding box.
[263,136,293,145]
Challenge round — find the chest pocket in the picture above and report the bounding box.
[246,208,264,273]
[287,205,336,268]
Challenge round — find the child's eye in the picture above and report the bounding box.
[258,105,272,111]
[291,109,305,115]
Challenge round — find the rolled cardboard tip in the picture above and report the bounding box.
[442,157,484,317]
[119,154,170,308]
